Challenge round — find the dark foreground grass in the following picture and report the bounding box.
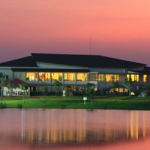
[0,95,150,110]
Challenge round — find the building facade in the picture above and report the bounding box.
[0,53,150,95]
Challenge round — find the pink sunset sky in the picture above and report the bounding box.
[1,0,150,65]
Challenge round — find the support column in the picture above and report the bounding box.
[16,87,19,96]
[88,73,90,83]
[50,72,52,92]
[97,73,99,92]
[37,72,39,92]
[62,73,64,90]
[75,73,77,85]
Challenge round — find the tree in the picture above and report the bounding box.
[19,84,28,103]
[41,82,48,96]
[123,77,135,96]
[40,82,49,106]
[64,85,73,96]
[0,73,7,101]
[40,97,48,106]
[111,81,118,95]
[86,83,95,106]
[142,85,150,96]
[53,81,62,96]
[6,83,14,96]
[142,84,150,91]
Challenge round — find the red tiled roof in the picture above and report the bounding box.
[3,78,33,87]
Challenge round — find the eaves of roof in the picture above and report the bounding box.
[11,68,89,72]
[0,56,37,67]
[3,78,33,87]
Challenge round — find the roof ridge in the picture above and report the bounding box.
[0,56,31,64]
[32,53,146,65]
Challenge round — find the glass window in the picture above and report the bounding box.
[135,75,139,81]
[124,88,128,92]
[127,74,130,81]
[143,75,147,82]
[131,74,135,81]
[77,73,87,81]
[26,72,38,81]
[127,74,139,81]
[98,74,105,81]
[39,72,50,81]
[64,73,76,81]
[52,73,63,81]
[119,88,123,92]
[105,74,119,82]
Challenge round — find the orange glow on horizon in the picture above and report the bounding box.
[1,0,150,65]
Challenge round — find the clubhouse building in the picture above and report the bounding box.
[0,53,150,95]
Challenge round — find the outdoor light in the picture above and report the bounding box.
[83,97,87,104]
[131,92,135,96]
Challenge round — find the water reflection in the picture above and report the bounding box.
[0,109,150,149]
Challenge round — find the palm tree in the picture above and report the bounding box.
[6,83,14,96]
[41,82,48,96]
[0,73,7,101]
[86,83,95,106]
[19,84,28,103]
[111,81,118,95]
[123,77,135,96]
[53,81,62,96]
[142,85,150,96]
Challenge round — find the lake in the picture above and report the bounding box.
[0,108,150,150]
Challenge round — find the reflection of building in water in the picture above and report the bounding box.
[127,111,146,139]
[18,109,150,145]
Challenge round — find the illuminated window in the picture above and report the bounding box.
[124,88,128,92]
[39,72,50,81]
[77,73,87,81]
[127,74,139,81]
[109,88,128,93]
[105,74,119,82]
[98,74,105,81]
[26,72,38,81]
[64,73,75,81]
[127,74,130,81]
[143,75,147,82]
[95,74,98,81]
[135,75,139,81]
[119,88,123,92]
[52,73,63,81]
[131,74,135,81]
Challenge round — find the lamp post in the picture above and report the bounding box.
[83,97,87,104]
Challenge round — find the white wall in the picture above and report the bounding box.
[14,72,26,81]
[0,67,14,80]
[89,68,127,74]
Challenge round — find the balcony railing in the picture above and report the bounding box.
[26,80,98,85]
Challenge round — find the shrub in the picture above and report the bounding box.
[0,103,7,108]
[60,104,66,109]
[17,104,23,109]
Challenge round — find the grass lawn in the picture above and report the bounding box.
[0,95,150,110]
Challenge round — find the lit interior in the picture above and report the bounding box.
[64,73,75,81]
[52,73,63,81]
[39,72,50,81]
[143,75,147,82]
[77,73,88,81]
[127,74,139,81]
[99,74,119,82]
[26,72,38,81]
